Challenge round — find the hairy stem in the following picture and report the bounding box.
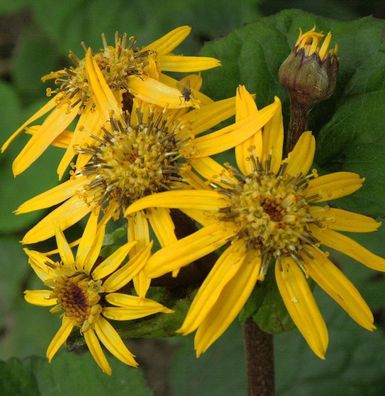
[244,319,275,396]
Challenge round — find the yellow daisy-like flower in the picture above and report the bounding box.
[125,86,385,358]
[24,215,171,375]
[2,26,220,177]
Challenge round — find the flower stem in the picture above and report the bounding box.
[286,99,310,153]
[244,318,275,396]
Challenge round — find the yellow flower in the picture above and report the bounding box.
[24,217,171,375]
[125,86,385,358]
[2,26,221,177]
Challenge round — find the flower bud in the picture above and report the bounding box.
[279,27,339,107]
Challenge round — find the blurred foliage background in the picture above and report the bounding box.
[2,0,385,395]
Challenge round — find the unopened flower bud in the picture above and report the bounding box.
[279,27,339,107]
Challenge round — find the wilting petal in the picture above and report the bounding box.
[145,222,236,278]
[94,317,138,367]
[46,317,74,362]
[285,132,315,177]
[24,290,57,306]
[275,257,328,359]
[133,271,151,299]
[310,206,381,233]
[26,126,73,149]
[194,249,260,356]
[310,226,385,272]
[125,190,229,215]
[22,196,91,244]
[92,241,137,280]
[262,97,283,174]
[143,26,191,55]
[84,328,111,375]
[306,172,363,202]
[16,177,87,214]
[304,248,374,330]
[158,55,220,72]
[178,240,247,335]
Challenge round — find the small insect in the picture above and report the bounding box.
[177,80,193,103]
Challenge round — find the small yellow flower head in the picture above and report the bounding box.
[24,223,171,375]
[279,27,339,106]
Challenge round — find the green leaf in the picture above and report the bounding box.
[0,352,151,396]
[0,96,62,234]
[12,29,61,101]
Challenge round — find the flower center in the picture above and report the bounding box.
[220,164,319,260]
[77,110,186,215]
[43,33,157,109]
[50,272,102,329]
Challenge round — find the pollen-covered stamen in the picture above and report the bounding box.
[42,32,157,109]
[219,160,323,258]
[51,274,101,327]
[76,110,187,215]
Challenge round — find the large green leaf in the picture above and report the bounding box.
[0,352,151,396]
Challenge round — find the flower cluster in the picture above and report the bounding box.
[3,26,385,373]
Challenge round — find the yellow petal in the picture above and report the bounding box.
[181,208,216,226]
[159,73,213,106]
[47,317,74,362]
[179,166,207,189]
[103,293,172,320]
[26,126,74,149]
[84,328,111,375]
[143,26,191,55]
[127,76,194,109]
[275,256,328,359]
[158,55,220,72]
[125,190,229,216]
[83,222,106,274]
[310,206,381,233]
[178,240,247,335]
[103,243,151,293]
[262,97,284,174]
[146,222,235,278]
[235,85,258,121]
[190,100,277,158]
[190,157,238,188]
[13,104,80,176]
[127,211,150,257]
[55,228,75,267]
[24,248,55,281]
[85,49,120,118]
[16,177,87,214]
[147,208,177,248]
[304,248,374,330]
[22,196,91,244]
[234,85,261,175]
[306,172,363,202]
[24,290,57,306]
[194,249,260,356]
[57,102,104,179]
[310,226,385,272]
[76,209,100,270]
[94,317,138,367]
[92,241,137,280]
[285,131,315,177]
[1,95,59,153]
[180,96,236,137]
[133,271,151,299]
